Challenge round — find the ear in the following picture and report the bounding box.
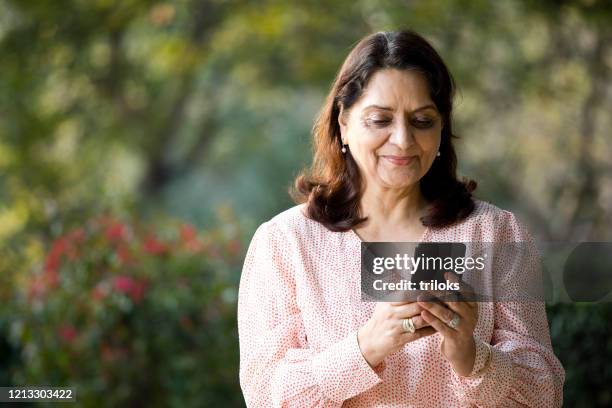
[337,106,348,143]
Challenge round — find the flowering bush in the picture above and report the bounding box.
[10,212,244,406]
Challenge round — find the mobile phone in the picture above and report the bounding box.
[410,242,467,288]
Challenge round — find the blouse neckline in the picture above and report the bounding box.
[298,204,431,243]
[348,225,430,243]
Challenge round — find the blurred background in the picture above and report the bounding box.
[0,0,610,406]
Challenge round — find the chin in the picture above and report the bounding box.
[380,178,419,189]
[379,172,419,187]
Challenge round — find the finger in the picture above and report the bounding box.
[417,291,445,306]
[389,301,411,306]
[443,297,473,316]
[398,314,430,330]
[437,283,474,316]
[417,296,457,326]
[444,272,477,309]
[400,326,436,343]
[420,310,454,337]
[392,302,424,318]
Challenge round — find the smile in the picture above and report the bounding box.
[382,155,416,166]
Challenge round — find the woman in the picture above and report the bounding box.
[238,30,564,407]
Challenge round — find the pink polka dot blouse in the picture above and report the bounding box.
[237,199,565,407]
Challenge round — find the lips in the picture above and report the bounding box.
[382,155,416,166]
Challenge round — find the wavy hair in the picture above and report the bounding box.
[291,30,476,232]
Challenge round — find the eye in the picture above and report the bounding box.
[365,117,391,128]
[412,118,434,129]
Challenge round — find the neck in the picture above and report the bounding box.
[359,182,427,228]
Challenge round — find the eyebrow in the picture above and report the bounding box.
[362,104,438,113]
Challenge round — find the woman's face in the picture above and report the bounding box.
[339,68,443,191]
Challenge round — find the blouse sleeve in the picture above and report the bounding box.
[237,221,384,407]
[448,211,565,407]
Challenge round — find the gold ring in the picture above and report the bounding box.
[402,318,416,333]
[447,313,460,329]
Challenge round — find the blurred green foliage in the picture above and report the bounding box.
[0,0,610,406]
[7,209,243,407]
[547,303,612,407]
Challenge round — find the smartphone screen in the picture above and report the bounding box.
[410,243,467,288]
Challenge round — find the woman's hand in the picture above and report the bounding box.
[417,272,479,376]
[358,301,436,368]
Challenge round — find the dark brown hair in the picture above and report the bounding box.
[291,30,477,232]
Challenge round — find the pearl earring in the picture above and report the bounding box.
[341,145,347,154]
[436,151,441,157]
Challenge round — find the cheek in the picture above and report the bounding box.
[351,128,389,156]
[416,128,442,149]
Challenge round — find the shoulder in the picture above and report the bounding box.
[255,203,329,244]
[469,199,514,222]
[453,198,532,242]
[267,203,314,229]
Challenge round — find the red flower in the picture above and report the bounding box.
[58,324,78,343]
[105,222,127,242]
[179,223,197,242]
[179,224,202,252]
[44,237,68,273]
[50,236,68,254]
[44,255,60,273]
[43,228,84,277]
[143,233,169,255]
[129,280,146,303]
[112,275,147,303]
[113,275,135,294]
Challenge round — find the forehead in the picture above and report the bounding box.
[357,68,433,110]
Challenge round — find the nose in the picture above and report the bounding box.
[388,118,415,150]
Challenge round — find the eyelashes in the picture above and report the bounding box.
[369,119,390,127]
[364,118,435,129]
[413,119,434,129]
